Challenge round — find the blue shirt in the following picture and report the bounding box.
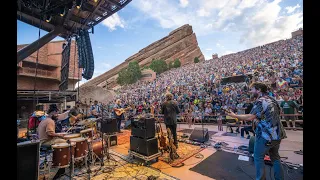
[250,95,286,141]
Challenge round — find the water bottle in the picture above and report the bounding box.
[234,146,237,152]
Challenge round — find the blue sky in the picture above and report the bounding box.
[18,0,303,86]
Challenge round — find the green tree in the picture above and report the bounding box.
[149,59,168,74]
[173,58,181,68]
[116,61,142,85]
[194,57,200,63]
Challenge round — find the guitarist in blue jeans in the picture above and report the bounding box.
[113,99,125,133]
[227,82,287,180]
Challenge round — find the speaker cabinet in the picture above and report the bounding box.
[189,127,209,143]
[130,136,158,156]
[131,118,155,139]
[17,141,40,180]
[100,118,118,134]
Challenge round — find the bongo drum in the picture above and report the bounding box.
[64,133,81,140]
[70,137,88,159]
[91,139,106,158]
[51,142,75,168]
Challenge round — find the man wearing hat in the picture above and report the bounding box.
[37,104,66,146]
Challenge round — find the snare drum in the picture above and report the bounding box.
[91,139,106,158]
[51,142,75,168]
[80,128,94,139]
[64,133,81,140]
[70,137,88,159]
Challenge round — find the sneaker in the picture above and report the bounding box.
[247,135,251,139]
[241,136,244,138]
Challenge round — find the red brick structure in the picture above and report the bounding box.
[212,53,218,59]
[292,28,303,38]
[17,40,82,90]
[17,40,82,121]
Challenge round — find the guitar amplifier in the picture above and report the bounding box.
[131,117,155,139]
[99,118,118,134]
[130,136,158,156]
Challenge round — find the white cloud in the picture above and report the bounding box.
[131,0,303,49]
[97,46,103,49]
[102,63,111,68]
[102,13,125,31]
[205,48,212,51]
[179,0,189,8]
[285,4,300,14]
[197,9,210,17]
[216,43,224,48]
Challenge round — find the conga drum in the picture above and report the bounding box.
[51,143,75,168]
[64,133,81,140]
[70,137,88,159]
[80,128,94,139]
[91,139,106,158]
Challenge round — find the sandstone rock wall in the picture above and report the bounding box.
[81,24,204,88]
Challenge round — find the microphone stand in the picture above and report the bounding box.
[101,104,105,166]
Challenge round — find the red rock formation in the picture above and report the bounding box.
[82,24,204,88]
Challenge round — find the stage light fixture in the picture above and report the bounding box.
[45,15,52,23]
[76,0,82,9]
[60,7,66,17]
[93,0,98,2]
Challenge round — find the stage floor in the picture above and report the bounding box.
[33,123,302,180]
[108,124,303,180]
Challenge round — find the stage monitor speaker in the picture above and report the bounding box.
[17,141,40,180]
[189,127,209,143]
[130,136,158,156]
[100,118,118,134]
[124,120,131,129]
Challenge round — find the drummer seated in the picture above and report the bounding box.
[38,104,67,146]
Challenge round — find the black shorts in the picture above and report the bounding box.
[284,116,296,121]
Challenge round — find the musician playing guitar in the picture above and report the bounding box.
[68,101,84,125]
[89,100,101,118]
[226,82,287,180]
[113,99,130,133]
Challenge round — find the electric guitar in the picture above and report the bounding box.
[114,107,131,116]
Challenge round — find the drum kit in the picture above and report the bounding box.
[43,118,112,179]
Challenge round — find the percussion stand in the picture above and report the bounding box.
[67,140,74,179]
[85,138,92,180]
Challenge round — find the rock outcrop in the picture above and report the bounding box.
[81,24,204,88]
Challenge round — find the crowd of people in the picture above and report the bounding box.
[103,35,303,131]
